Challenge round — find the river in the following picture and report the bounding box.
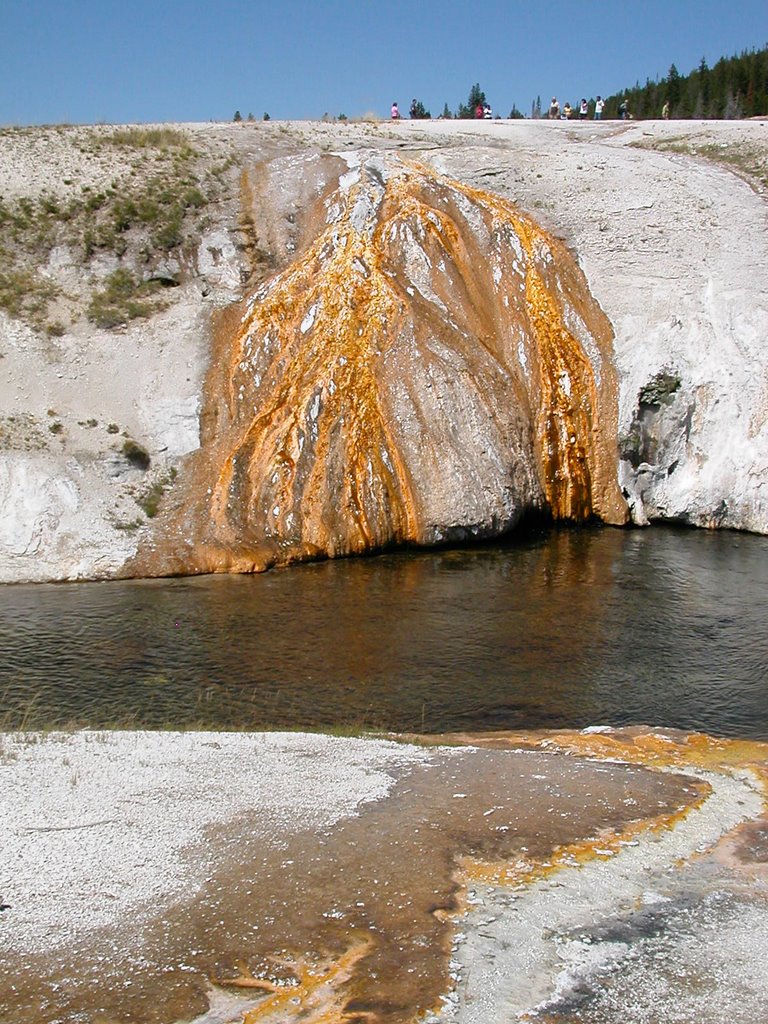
[1,524,766,737]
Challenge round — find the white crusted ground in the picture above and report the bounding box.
[429,765,766,1022]
[2,729,767,1024]
[0,729,432,956]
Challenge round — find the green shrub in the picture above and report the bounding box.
[151,209,184,251]
[138,468,176,517]
[85,192,107,212]
[87,269,162,329]
[0,267,59,323]
[122,438,151,470]
[181,186,205,209]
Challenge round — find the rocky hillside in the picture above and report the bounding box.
[1,118,766,582]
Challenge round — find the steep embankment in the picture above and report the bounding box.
[1,119,767,582]
[134,153,625,576]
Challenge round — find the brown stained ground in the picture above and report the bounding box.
[3,745,702,1024]
[438,728,768,893]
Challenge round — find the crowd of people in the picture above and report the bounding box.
[389,95,637,122]
[547,95,609,120]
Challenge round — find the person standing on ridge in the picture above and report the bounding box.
[549,97,560,119]
[391,102,400,119]
[594,96,604,119]
[579,98,588,120]
[662,100,670,119]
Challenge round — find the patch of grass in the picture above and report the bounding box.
[0,126,233,331]
[696,141,768,191]
[0,693,143,732]
[0,413,48,452]
[206,153,240,182]
[137,467,177,518]
[87,268,164,329]
[139,482,164,517]
[0,265,60,326]
[102,127,195,153]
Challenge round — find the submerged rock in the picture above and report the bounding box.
[139,155,626,575]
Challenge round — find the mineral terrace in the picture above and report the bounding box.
[1,117,767,582]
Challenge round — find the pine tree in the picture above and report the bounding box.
[458,83,487,119]
[604,44,768,121]
[409,99,431,119]
[699,57,711,110]
[724,90,743,119]
[667,64,681,113]
[468,83,486,110]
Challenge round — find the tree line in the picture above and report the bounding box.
[404,46,768,123]
[604,44,768,120]
[231,46,766,124]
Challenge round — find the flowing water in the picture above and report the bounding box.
[2,524,766,738]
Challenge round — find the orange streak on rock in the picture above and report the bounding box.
[414,162,616,521]
[213,934,374,1024]
[429,727,768,782]
[460,783,711,891]
[133,156,627,577]
[523,263,595,518]
[210,176,419,558]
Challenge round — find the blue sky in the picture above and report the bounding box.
[1,0,766,124]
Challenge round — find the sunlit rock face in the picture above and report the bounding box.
[145,155,626,575]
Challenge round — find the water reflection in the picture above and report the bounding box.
[1,525,766,737]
